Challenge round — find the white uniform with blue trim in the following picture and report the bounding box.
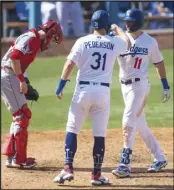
[117,32,166,161]
[118,32,163,80]
[56,2,85,37]
[66,34,128,136]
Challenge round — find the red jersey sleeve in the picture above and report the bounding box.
[10,49,24,60]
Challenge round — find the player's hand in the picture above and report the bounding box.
[111,24,119,32]
[111,24,121,35]
[162,89,170,103]
[57,91,63,100]
[20,81,28,94]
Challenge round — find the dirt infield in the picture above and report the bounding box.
[1,128,173,189]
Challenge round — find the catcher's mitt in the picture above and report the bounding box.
[24,77,39,101]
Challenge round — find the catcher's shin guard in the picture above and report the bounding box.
[2,134,15,156]
[12,104,31,164]
[14,129,28,164]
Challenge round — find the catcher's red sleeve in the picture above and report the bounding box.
[10,49,24,60]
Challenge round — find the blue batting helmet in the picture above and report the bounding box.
[123,8,144,32]
[91,10,111,31]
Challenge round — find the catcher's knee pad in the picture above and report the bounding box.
[12,104,32,131]
[14,129,28,164]
[21,104,32,119]
[2,134,15,156]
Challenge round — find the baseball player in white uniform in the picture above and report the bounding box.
[53,10,130,185]
[56,2,85,37]
[41,2,58,24]
[111,8,170,178]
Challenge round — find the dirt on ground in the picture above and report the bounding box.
[1,128,173,190]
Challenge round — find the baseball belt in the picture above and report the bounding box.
[79,81,110,87]
[121,78,140,85]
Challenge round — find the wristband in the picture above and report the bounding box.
[17,74,25,82]
[55,79,69,95]
[109,31,116,37]
[161,78,170,89]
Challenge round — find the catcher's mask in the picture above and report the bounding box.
[38,20,63,51]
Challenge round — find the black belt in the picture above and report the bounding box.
[79,81,110,87]
[121,78,140,85]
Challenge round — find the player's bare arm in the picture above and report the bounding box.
[55,60,75,100]
[154,61,167,78]
[11,59,28,94]
[61,59,75,80]
[111,24,131,49]
[154,61,170,103]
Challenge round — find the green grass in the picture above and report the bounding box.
[1,50,173,132]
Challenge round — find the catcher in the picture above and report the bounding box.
[1,20,63,169]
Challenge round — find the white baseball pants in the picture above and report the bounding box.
[121,78,166,161]
[1,69,26,114]
[66,83,110,137]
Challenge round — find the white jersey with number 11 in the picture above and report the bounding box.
[117,32,163,80]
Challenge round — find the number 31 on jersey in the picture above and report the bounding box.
[91,52,107,71]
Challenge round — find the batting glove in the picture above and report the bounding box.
[162,89,170,103]
[161,78,170,103]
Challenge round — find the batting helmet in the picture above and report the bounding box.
[123,8,144,32]
[38,20,63,51]
[91,10,111,31]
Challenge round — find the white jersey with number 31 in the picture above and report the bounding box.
[67,34,128,83]
[117,32,163,80]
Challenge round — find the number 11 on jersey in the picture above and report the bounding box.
[134,57,142,69]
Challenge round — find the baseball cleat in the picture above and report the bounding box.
[20,158,36,169]
[91,171,109,186]
[5,156,13,168]
[112,165,131,178]
[53,168,74,184]
[147,161,167,172]
[6,157,36,169]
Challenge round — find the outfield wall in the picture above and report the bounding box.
[1,29,173,58]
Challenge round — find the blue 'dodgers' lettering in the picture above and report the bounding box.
[120,44,148,57]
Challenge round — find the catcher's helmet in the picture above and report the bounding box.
[91,10,111,31]
[123,8,144,32]
[38,20,63,51]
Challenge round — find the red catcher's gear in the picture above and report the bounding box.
[2,104,32,164]
[38,20,63,51]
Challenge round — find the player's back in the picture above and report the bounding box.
[68,34,127,84]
